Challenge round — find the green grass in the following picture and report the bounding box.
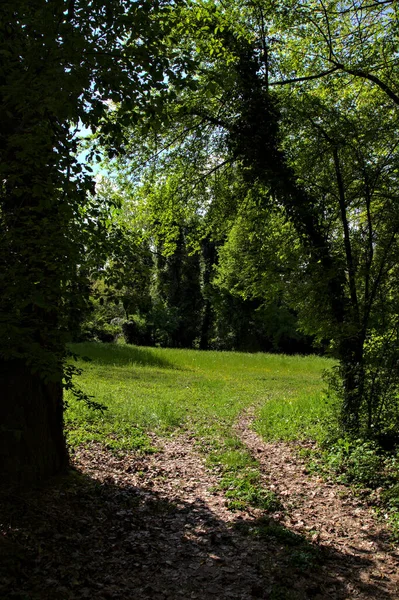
[65,343,399,536]
[66,342,332,447]
[206,438,283,511]
[65,342,333,509]
[255,390,337,444]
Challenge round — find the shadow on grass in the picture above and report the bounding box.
[70,342,177,370]
[1,466,395,600]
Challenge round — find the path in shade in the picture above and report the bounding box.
[1,422,399,599]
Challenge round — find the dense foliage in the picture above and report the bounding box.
[0,0,190,482]
[94,0,399,439]
[0,0,181,382]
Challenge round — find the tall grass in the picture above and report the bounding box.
[255,391,338,443]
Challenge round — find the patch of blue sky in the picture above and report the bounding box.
[74,121,110,180]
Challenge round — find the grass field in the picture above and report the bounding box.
[65,342,333,510]
[65,344,399,529]
[66,342,333,448]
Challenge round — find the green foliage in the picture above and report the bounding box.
[322,438,386,487]
[304,437,399,541]
[380,484,399,541]
[105,0,399,438]
[98,173,315,353]
[63,0,399,439]
[206,442,282,511]
[149,300,182,347]
[5,0,399,478]
[151,228,204,348]
[63,356,108,414]
[325,357,399,443]
[0,0,188,432]
[122,316,153,346]
[221,469,281,512]
[79,283,126,343]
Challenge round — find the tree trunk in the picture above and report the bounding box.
[199,299,212,350]
[339,335,365,433]
[0,359,68,486]
[199,238,217,350]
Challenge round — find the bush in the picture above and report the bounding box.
[95,323,119,343]
[122,316,153,346]
[150,301,181,347]
[78,321,120,343]
[325,438,384,487]
[316,436,399,540]
[76,289,126,343]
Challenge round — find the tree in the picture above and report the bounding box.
[214,199,313,353]
[214,3,399,434]
[102,0,399,436]
[231,0,399,435]
[0,0,180,484]
[222,1,399,434]
[150,227,203,348]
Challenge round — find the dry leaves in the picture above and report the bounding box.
[1,423,398,599]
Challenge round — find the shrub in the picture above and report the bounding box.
[95,323,119,343]
[122,316,153,346]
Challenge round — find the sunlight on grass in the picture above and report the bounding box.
[65,342,336,511]
[65,342,333,451]
[255,391,336,443]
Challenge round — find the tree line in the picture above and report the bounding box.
[78,216,314,354]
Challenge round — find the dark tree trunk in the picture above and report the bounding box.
[199,238,217,350]
[339,335,365,432]
[199,300,212,350]
[229,47,370,432]
[0,359,68,486]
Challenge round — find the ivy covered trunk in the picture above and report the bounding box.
[338,335,366,433]
[0,193,73,486]
[0,360,68,485]
[0,0,179,485]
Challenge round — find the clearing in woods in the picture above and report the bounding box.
[1,343,398,599]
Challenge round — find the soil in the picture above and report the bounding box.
[1,419,399,600]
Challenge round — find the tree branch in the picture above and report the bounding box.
[270,67,339,86]
[308,118,360,323]
[189,109,230,130]
[331,61,399,106]
[334,0,394,15]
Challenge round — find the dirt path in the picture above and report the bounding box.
[1,422,399,600]
[236,414,399,599]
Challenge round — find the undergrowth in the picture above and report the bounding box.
[300,438,399,541]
